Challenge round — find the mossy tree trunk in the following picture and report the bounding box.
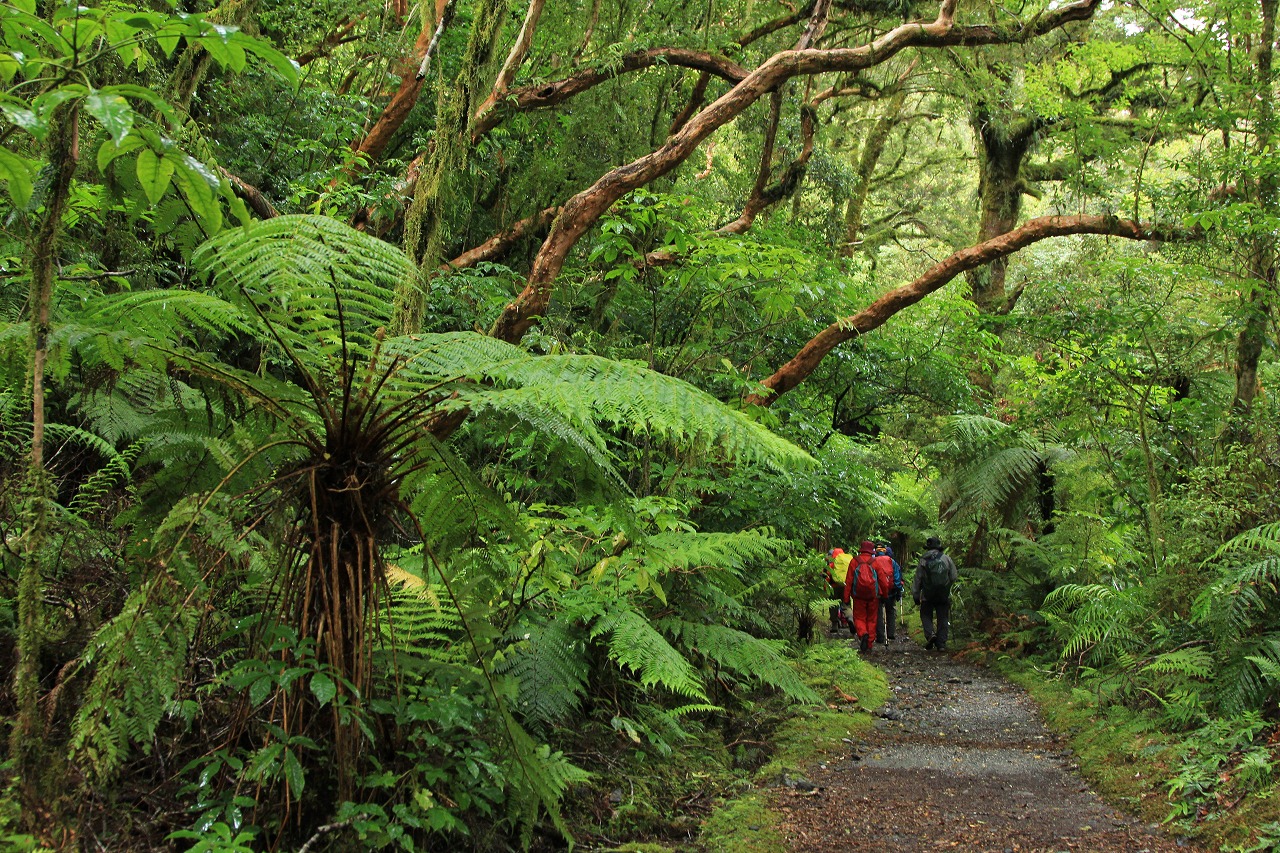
[13,99,80,807]
[1230,0,1277,430]
[964,108,1039,314]
[841,86,909,254]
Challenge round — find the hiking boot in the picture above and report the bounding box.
[858,635,869,653]
[924,636,936,650]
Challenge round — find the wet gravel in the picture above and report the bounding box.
[768,634,1202,853]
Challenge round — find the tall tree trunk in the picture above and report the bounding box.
[964,110,1036,313]
[841,86,909,254]
[1230,0,1278,428]
[350,0,453,168]
[13,99,80,805]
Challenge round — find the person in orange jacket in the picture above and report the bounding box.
[842,540,880,652]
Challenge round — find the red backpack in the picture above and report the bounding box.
[847,555,878,601]
[872,554,895,598]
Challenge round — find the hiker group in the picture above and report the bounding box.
[824,537,957,653]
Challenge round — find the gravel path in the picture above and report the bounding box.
[769,634,1201,853]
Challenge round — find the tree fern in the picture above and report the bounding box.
[39,215,815,836]
[930,414,1072,526]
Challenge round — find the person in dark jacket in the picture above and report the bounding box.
[911,536,958,650]
[875,542,903,644]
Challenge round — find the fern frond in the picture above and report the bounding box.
[193,215,419,360]
[1040,582,1146,662]
[639,529,788,574]
[381,572,465,663]
[385,333,812,472]
[961,446,1043,511]
[1216,633,1280,716]
[1209,522,1280,559]
[69,441,140,517]
[495,707,589,847]
[497,618,589,732]
[70,574,196,782]
[1142,647,1213,679]
[591,609,706,700]
[661,619,822,703]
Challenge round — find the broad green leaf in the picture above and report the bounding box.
[196,34,234,69]
[0,103,41,138]
[100,84,176,123]
[0,146,34,207]
[244,39,300,88]
[84,91,134,145]
[310,672,336,706]
[281,748,304,795]
[135,148,174,204]
[153,22,183,56]
[96,133,143,172]
[173,156,222,233]
[248,674,272,706]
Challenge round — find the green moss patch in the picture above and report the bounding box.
[697,791,789,853]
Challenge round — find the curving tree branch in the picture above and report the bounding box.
[745,215,1201,406]
[488,0,1108,344]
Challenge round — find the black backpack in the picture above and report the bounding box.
[919,552,952,602]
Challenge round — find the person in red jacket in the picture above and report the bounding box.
[869,543,897,644]
[842,540,880,653]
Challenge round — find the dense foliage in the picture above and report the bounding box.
[0,0,1277,848]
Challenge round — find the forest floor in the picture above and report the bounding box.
[762,632,1203,853]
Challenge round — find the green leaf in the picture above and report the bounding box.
[243,39,300,88]
[248,674,272,706]
[0,146,34,207]
[96,133,144,173]
[0,103,41,137]
[84,91,134,145]
[135,148,174,204]
[196,33,234,69]
[0,53,18,84]
[173,156,222,233]
[310,672,336,706]
[281,748,304,795]
[99,84,177,124]
[153,22,183,57]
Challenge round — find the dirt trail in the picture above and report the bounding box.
[770,635,1201,853]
